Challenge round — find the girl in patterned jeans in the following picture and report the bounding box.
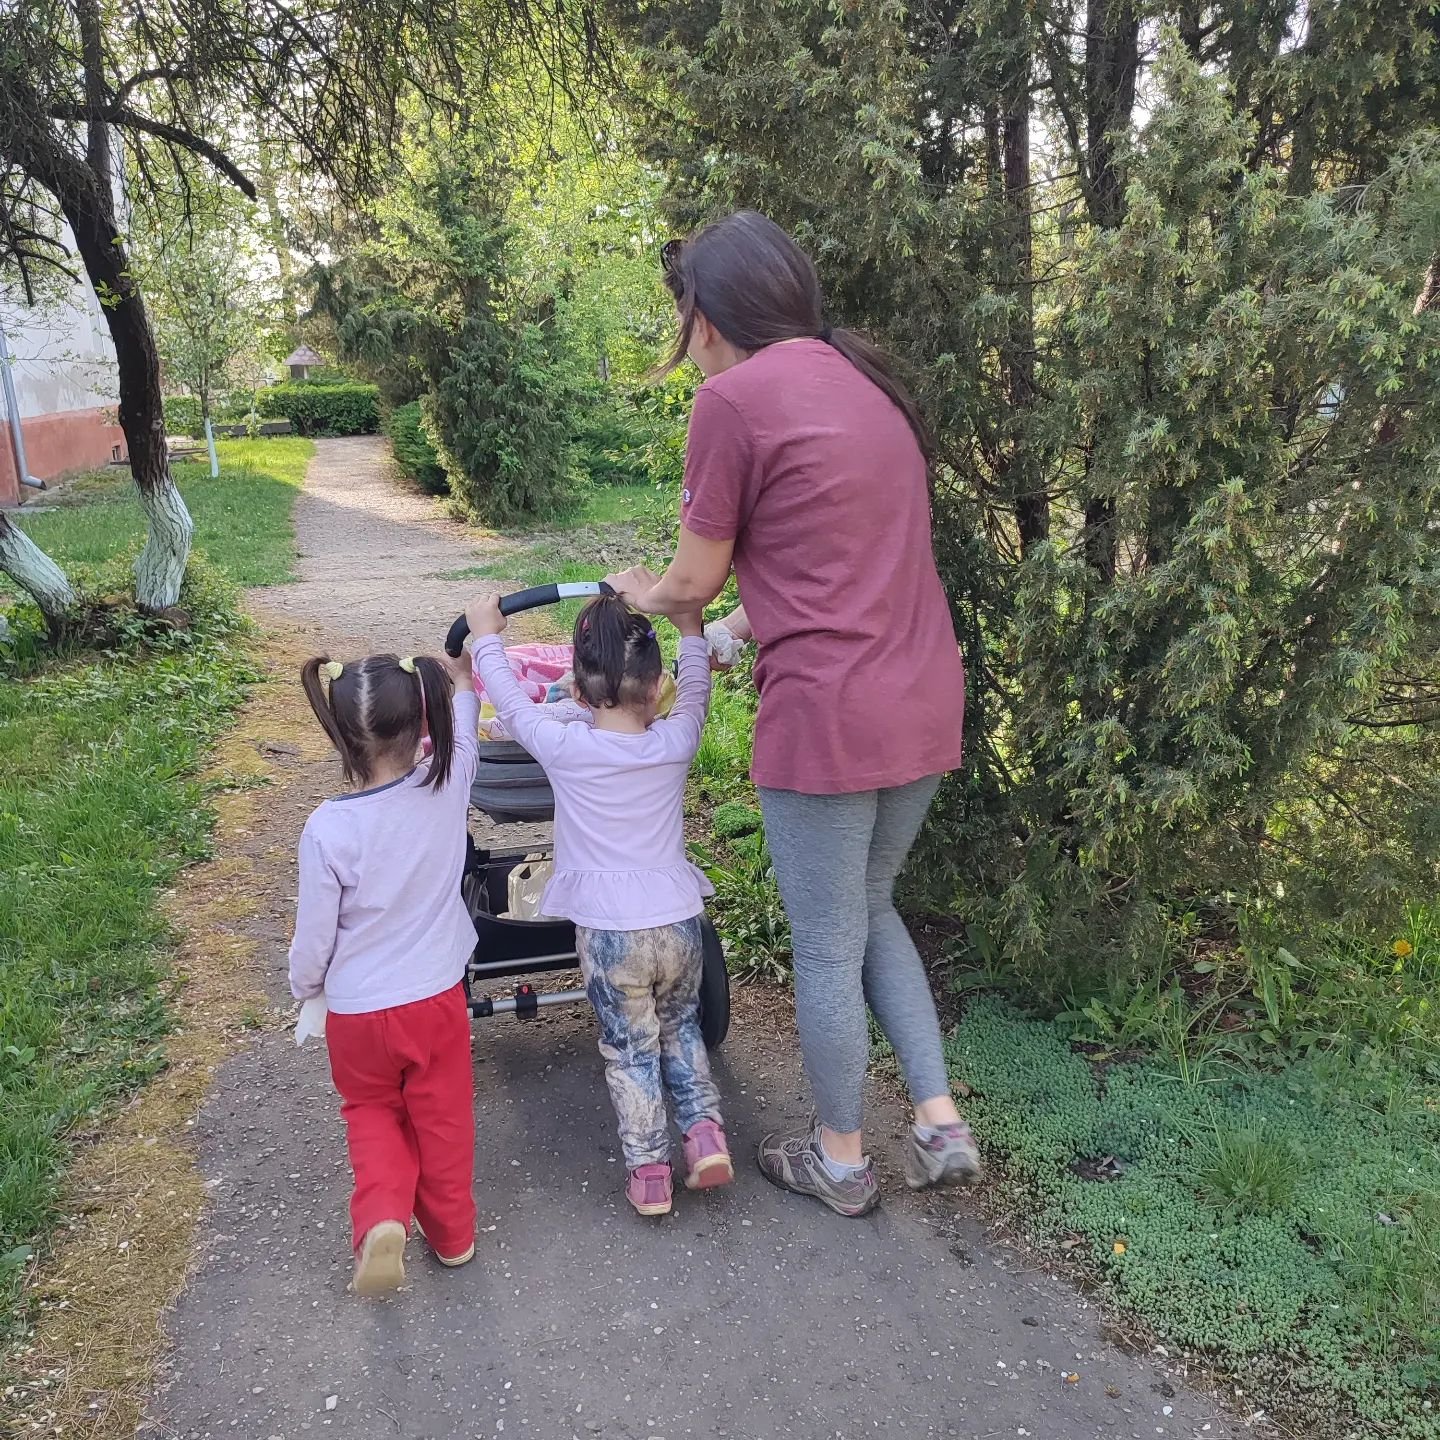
[466,593,731,1216]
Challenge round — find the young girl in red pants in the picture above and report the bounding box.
[289,646,480,1296]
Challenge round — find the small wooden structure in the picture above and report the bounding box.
[284,345,324,381]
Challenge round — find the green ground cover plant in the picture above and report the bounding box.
[947,996,1440,1438]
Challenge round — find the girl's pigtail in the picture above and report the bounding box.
[301,657,360,783]
[574,595,633,708]
[414,656,456,790]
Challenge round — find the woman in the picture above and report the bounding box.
[607,210,979,1219]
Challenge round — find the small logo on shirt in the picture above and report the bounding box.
[682,487,692,506]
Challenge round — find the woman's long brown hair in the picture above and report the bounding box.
[658,210,932,461]
[301,654,457,790]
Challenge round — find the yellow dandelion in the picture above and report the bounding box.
[1112,1241,1127,1255]
[1393,939,1414,959]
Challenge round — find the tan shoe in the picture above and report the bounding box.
[352,1220,407,1295]
[416,1221,476,1268]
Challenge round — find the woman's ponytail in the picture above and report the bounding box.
[823,327,933,463]
[414,656,456,790]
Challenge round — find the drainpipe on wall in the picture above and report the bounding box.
[0,319,47,492]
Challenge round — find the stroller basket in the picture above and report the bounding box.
[471,736,555,824]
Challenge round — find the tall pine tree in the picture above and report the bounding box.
[613,1,1440,990]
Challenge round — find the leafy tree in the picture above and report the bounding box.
[615,2,1440,1013]
[314,120,593,521]
[133,186,273,426]
[0,0,602,620]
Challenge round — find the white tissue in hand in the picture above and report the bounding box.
[704,622,746,668]
[295,996,328,1044]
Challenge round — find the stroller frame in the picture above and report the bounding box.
[447,583,732,1049]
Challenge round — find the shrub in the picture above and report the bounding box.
[386,401,448,495]
[256,382,380,436]
[213,391,259,423]
[163,395,202,437]
[426,315,581,524]
[572,393,654,486]
[712,801,762,840]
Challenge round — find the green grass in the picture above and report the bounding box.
[12,439,314,587]
[0,442,308,1337]
[947,997,1440,1438]
[444,482,658,635]
[573,483,657,527]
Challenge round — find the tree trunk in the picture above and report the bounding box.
[59,169,195,611]
[999,35,1046,554]
[6,77,195,613]
[134,475,195,607]
[1081,0,1139,580]
[0,513,77,636]
[1083,0,1139,230]
[256,133,299,328]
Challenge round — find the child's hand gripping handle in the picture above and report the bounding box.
[443,581,615,657]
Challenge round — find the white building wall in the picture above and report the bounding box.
[0,259,121,420]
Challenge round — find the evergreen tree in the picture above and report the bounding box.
[315,143,583,522]
[613,2,1440,993]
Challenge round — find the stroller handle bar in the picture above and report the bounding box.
[444,581,616,657]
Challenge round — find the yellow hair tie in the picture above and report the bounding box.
[398,656,416,674]
[321,660,343,681]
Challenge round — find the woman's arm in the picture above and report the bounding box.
[607,527,735,618]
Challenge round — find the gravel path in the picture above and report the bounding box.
[246,435,499,658]
[142,439,1246,1440]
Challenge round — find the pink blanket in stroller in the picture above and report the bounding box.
[472,641,573,704]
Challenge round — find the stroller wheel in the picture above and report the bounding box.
[697,916,730,1050]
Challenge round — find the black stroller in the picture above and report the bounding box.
[443,581,731,1048]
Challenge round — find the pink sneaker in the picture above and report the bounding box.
[683,1118,735,1190]
[627,1163,673,1216]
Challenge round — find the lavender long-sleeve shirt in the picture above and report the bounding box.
[472,635,714,932]
[288,692,481,1013]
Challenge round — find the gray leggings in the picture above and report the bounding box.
[759,777,950,1134]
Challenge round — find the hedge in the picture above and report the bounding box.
[386,401,448,495]
[255,383,380,436]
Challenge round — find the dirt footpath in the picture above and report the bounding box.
[137,438,1245,1440]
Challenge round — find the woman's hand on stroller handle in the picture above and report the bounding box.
[604,565,662,611]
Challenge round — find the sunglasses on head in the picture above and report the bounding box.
[660,239,682,276]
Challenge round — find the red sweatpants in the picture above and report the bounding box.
[324,983,476,1257]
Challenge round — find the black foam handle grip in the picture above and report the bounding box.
[443,581,615,657]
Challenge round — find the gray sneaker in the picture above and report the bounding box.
[905,1121,984,1189]
[757,1123,880,1217]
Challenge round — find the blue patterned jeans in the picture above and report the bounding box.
[576,918,722,1169]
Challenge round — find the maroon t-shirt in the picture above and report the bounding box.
[681,339,965,795]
